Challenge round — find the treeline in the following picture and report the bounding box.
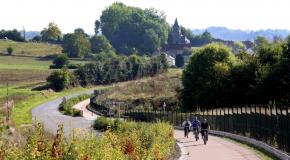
[47,54,168,90]
[180,36,290,110]
[0,29,24,42]
[75,54,168,86]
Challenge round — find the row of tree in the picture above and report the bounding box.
[0,29,24,41]
[47,54,168,90]
[180,36,290,110]
[75,54,168,86]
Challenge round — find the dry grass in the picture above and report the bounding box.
[98,69,182,103]
[0,69,52,85]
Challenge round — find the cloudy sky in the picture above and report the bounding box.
[1,0,290,33]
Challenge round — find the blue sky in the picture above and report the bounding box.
[1,0,290,33]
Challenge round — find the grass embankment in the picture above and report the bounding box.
[0,40,62,56]
[0,120,175,159]
[96,68,182,108]
[0,83,92,125]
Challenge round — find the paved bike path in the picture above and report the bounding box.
[32,91,261,159]
[174,130,261,160]
[31,90,96,137]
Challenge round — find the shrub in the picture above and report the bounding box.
[7,47,13,55]
[0,121,175,159]
[93,117,113,131]
[47,69,76,91]
[53,54,69,68]
[59,94,91,116]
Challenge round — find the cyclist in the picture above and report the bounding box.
[191,117,200,141]
[182,119,191,138]
[201,118,209,144]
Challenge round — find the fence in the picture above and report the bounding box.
[124,105,290,154]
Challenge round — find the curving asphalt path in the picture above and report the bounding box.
[32,90,95,137]
[32,91,262,160]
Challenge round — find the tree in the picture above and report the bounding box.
[175,54,184,68]
[6,47,13,55]
[32,35,41,42]
[191,31,213,47]
[53,54,69,68]
[47,69,76,91]
[94,20,101,35]
[41,22,62,42]
[62,32,91,58]
[0,29,24,42]
[181,44,237,109]
[90,35,114,53]
[99,2,169,55]
[74,28,89,38]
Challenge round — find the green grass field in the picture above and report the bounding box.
[0,40,62,56]
[0,55,91,85]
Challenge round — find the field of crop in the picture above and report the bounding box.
[0,40,62,56]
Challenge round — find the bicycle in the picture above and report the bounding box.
[201,129,208,145]
[193,128,199,141]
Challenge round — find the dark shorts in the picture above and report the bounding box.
[201,130,208,136]
[192,128,198,132]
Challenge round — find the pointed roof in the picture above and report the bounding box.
[173,18,179,27]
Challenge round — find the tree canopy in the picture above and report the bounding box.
[99,2,170,55]
[0,29,24,42]
[41,22,62,42]
[90,35,114,53]
[62,29,91,58]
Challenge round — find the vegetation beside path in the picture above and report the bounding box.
[0,121,175,160]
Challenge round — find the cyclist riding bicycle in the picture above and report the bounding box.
[182,120,191,138]
[201,118,209,144]
[191,117,200,141]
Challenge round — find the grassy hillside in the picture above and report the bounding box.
[0,55,91,85]
[96,69,182,109]
[0,40,62,56]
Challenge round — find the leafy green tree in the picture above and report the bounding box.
[47,69,76,91]
[62,32,91,58]
[74,28,89,38]
[99,2,169,55]
[32,35,41,42]
[53,54,69,68]
[175,54,184,68]
[0,29,24,42]
[90,35,114,53]
[41,22,62,42]
[6,47,13,55]
[181,43,237,109]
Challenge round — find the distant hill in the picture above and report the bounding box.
[23,31,40,40]
[192,27,290,41]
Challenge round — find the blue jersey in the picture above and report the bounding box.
[192,119,200,128]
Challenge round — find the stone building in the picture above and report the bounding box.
[164,18,191,57]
